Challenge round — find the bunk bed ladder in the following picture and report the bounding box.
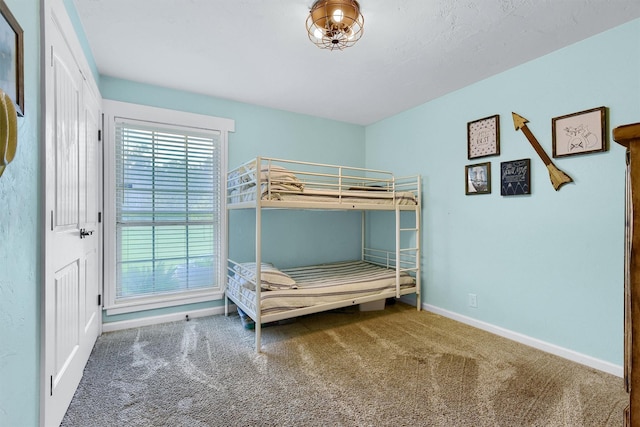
[395,180,421,311]
[396,207,421,307]
[255,157,263,353]
[412,176,422,310]
[413,201,421,310]
[395,206,401,299]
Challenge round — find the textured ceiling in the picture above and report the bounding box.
[72,0,640,125]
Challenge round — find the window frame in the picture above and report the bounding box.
[103,100,234,315]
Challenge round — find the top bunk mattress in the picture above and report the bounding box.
[227,158,420,209]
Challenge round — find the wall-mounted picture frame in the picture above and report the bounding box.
[552,106,607,158]
[467,114,500,159]
[465,162,491,195]
[501,159,531,196]
[0,0,24,116]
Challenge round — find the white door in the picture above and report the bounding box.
[42,15,102,426]
[81,80,102,346]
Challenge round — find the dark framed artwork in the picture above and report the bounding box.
[465,162,491,195]
[467,114,500,159]
[552,106,606,157]
[501,159,531,196]
[0,0,23,116]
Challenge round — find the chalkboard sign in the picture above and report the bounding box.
[501,159,531,196]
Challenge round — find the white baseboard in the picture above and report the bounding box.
[413,301,622,377]
[102,305,237,333]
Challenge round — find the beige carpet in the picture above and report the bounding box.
[61,302,627,426]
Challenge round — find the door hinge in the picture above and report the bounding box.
[50,210,54,231]
[98,294,102,306]
[50,375,53,396]
[98,212,102,223]
[98,129,102,142]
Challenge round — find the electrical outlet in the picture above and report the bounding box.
[468,293,478,308]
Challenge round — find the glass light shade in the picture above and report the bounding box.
[306,0,364,50]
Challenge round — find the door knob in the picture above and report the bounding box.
[80,228,94,239]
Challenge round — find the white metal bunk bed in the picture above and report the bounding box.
[224,157,421,351]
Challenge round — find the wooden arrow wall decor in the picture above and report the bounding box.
[512,112,573,191]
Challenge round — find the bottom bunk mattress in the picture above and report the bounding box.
[226,260,416,316]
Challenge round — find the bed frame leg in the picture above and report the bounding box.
[255,322,262,353]
[224,295,229,317]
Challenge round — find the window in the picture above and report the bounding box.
[104,101,234,314]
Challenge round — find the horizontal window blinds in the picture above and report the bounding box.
[115,120,221,300]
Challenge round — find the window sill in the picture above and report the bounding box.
[104,289,224,316]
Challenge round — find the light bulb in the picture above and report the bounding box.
[332,9,344,23]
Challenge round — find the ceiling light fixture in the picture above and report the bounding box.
[306,0,364,51]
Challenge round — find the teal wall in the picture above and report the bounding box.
[365,19,640,365]
[0,0,40,426]
[100,77,365,169]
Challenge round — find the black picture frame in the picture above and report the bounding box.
[467,114,500,159]
[552,106,607,157]
[0,0,24,116]
[501,159,531,196]
[465,162,491,195]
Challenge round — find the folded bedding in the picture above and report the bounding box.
[228,162,305,191]
[228,161,307,203]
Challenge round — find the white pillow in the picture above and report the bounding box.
[234,262,298,291]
